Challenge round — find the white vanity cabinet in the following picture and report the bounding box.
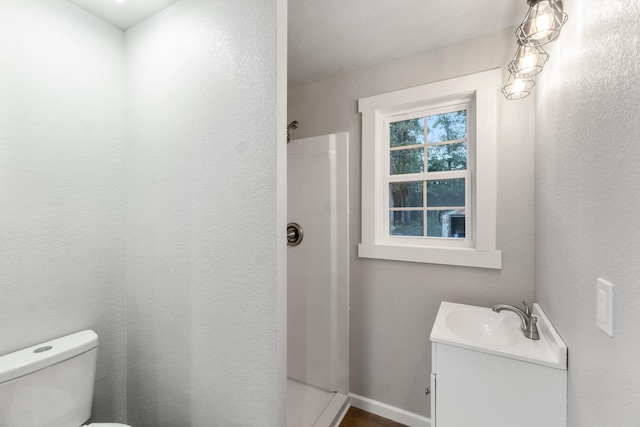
[430,302,567,427]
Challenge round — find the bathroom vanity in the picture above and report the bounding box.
[430,302,567,427]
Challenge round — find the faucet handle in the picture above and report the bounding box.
[525,315,540,340]
[522,301,531,317]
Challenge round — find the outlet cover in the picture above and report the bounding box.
[596,278,614,337]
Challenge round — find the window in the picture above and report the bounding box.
[358,69,502,269]
[387,105,472,246]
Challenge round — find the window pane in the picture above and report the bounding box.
[390,118,424,147]
[427,142,467,172]
[390,210,424,236]
[390,182,423,208]
[427,110,467,143]
[427,179,465,207]
[390,147,424,175]
[427,210,466,238]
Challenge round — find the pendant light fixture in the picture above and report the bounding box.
[501,74,535,100]
[508,43,549,77]
[502,0,568,100]
[515,0,568,46]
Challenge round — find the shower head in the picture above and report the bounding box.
[287,120,299,142]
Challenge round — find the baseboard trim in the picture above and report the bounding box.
[348,394,431,427]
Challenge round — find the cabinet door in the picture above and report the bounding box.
[434,344,566,427]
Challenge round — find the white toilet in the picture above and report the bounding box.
[0,330,132,427]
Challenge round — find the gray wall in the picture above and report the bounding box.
[534,1,640,426]
[288,28,536,418]
[125,0,285,425]
[0,0,127,421]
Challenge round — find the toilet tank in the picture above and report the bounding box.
[0,330,99,427]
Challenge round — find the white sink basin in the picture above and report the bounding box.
[430,302,567,369]
[444,306,522,348]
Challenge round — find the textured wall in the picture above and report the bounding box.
[125,0,284,425]
[534,1,640,426]
[288,28,536,418]
[0,0,127,422]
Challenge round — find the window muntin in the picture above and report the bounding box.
[384,104,473,246]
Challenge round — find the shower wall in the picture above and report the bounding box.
[125,0,285,425]
[0,0,127,421]
[287,133,349,395]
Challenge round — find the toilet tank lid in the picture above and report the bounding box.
[0,330,98,384]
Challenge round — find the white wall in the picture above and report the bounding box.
[0,0,285,425]
[0,0,127,421]
[534,1,640,425]
[288,28,536,418]
[125,0,285,425]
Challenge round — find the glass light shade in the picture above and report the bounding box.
[508,43,549,77]
[502,73,535,100]
[515,0,568,46]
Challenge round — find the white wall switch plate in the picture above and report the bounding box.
[596,278,614,337]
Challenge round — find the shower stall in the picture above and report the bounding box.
[287,132,350,426]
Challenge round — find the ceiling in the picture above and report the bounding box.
[65,0,180,30]
[65,0,529,85]
[288,0,529,86]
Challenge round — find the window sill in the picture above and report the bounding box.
[358,243,502,269]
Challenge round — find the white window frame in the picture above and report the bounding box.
[358,69,502,269]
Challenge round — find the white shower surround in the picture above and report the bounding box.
[287,133,350,426]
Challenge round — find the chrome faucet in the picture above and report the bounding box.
[492,301,540,340]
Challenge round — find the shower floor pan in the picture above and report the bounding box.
[287,378,349,427]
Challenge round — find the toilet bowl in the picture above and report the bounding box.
[0,330,132,427]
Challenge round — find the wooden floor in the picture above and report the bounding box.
[339,407,408,427]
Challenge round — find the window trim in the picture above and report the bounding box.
[358,69,502,269]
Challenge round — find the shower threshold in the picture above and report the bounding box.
[287,378,349,427]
